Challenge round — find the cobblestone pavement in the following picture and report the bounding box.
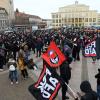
[0,51,99,100]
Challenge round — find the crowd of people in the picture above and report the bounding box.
[0,27,100,100]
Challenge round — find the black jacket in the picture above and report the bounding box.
[96,35,100,59]
[80,81,97,100]
[95,69,100,85]
[81,91,97,100]
[60,61,71,83]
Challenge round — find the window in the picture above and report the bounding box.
[59,24,61,26]
[85,18,88,22]
[72,18,74,23]
[56,20,58,23]
[52,20,55,23]
[89,18,92,22]
[56,24,58,26]
[75,18,78,22]
[79,18,82,22]
[93,18,96,22]
[56,15,58,18]
[59,19,61,23]
[79,24,81,26]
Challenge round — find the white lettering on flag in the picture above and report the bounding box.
[37,68,59,99]
[85,41,96,56]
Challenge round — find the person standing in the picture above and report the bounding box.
[60,61,71,100]
[95,68,100,100]
[17,53,28,79]
[36,37,42,57]
[96,32,100,67]
[96,32,100,60]
[60,44,72,100]
[7,55,18,85]
[0,44,6,71]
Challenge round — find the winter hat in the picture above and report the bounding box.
[80,81,92,93]
[63,45,72,56]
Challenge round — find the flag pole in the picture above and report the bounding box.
[65,83,78,99]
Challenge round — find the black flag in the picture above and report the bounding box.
[28,62,62,100]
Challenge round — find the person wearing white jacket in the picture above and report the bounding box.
[7,56,18,85]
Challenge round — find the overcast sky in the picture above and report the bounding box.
[14,0,100,19]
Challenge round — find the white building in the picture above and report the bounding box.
[0,7,8,31]
[51,1,98,28]
[98,13,100,25]
[42,19,52,29]
[0,0,15,25]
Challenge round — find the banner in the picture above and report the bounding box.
[85,41,96,57]
[28,63,61,100]
[42,41,66,68]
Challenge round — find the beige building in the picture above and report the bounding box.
[0,0,15,25]
[0,7,9,31]
[51,1,98,28]
[98,13,100,25]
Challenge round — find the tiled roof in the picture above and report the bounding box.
[15,11,41,19]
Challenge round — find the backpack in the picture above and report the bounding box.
[9,65,15,71]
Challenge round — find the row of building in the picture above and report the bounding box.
[0,0,100,31]
[0,8,52,31]
[13,10,52,32]
[0,0,52,31]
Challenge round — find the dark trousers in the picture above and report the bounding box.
[21,69,28,78]
[0,56,4,69]
[76,51,80,61]
[97,85,100,100]
[36,49,41,57]
[72,50,77,61]
[32,47,35,54]
[62,81,68,100]
[9,70,18,82]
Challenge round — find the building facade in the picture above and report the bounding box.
[0,0,15,25]
[0,7,9,31]
[52,1,98,28]
[14,11,42,32]
[29,15,42,30]
[98,13,100,25]
[43,19,52,29]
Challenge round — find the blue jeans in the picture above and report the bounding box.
[9,70,18,82]
[97,85,100,100]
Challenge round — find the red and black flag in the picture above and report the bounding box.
[42,41,66,68]
[28,62,62,100]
